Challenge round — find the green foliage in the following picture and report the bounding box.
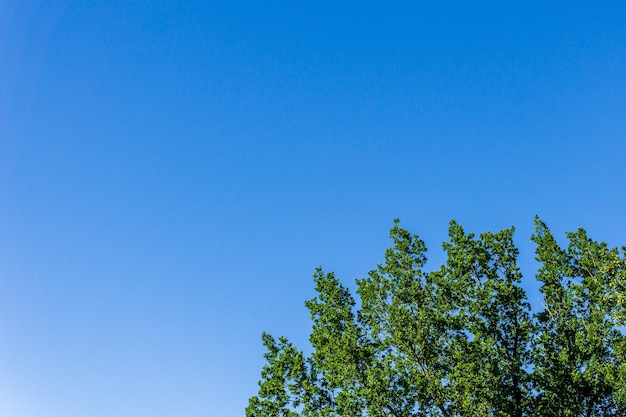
[247,218,626,417]
[531,217,626,416]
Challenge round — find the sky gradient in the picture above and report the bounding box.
[1,1,626,416]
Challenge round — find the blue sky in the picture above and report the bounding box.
[1,1,625,416]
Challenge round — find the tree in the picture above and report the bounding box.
[247,218,626,417]
[531,219,626,416]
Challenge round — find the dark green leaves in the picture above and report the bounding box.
[532,217,626,417]
[247,218,626,417]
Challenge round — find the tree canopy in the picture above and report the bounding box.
[247,218,626,417]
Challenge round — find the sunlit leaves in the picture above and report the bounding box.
[247,218,626,417]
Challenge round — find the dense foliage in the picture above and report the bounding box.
[247,218,626,417]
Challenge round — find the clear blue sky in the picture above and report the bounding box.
[1,1,625,415]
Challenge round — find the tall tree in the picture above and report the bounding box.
[532,217,626,417]
[247,219,625,417]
